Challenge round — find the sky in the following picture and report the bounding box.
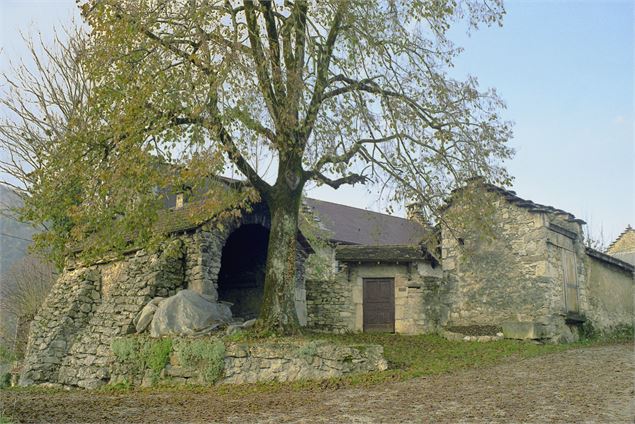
[0,0,633,245]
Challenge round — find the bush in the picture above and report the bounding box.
[0,372,11,389]
[580,321,634,343]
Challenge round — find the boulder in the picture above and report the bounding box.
[149,290,232,337]
[134,297,165,333]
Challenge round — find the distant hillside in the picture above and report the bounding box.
[0,185,37,346]
[0,185,36,277]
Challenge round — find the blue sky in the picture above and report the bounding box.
[1,0,633,245]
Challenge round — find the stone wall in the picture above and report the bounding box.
[442,199,553,327]
[109,336,387,387]
[307,260,443,334]
[306,277,353,333]
[56,240,187,388]
[583,255,634,331]
[20,209,309,387]
[20,267,101,385]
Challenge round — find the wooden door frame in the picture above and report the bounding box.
[362,277,395,333]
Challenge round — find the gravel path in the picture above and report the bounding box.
[3,343,633,423]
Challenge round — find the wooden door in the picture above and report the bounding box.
[561,249,579,313]
[363,278,395,332]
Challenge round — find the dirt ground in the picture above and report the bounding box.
[2,343,633,423]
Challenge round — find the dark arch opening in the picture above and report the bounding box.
[217,224,269,320]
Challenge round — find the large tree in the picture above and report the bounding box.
[3,0,513,334]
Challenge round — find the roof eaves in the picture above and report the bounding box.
[586,247,635,274]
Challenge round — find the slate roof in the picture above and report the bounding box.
[303,198,430,246]
[611,252,635,267]
[335,244,439,265]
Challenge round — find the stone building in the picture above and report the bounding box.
[306,182,633,340]
[439,183,633,341]
[20,189,312,388]
[19,179,634,388]
[607,225,635,266]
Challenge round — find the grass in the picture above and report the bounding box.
[125,332,627,393]
[307,332,571,381]
[4,331,630,398]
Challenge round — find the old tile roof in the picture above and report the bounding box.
[607,225,635,254]
[585,247,635,273]
[303,198,430,246]
[335,244,438,265]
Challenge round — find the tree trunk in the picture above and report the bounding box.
[258,187,303,335]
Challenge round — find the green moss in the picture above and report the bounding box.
[295,340,324,361]
[223,329,248,343]
[0,345,16,365]
[0,411,15,424]
[174,338,225,384]
[99,379,133,392]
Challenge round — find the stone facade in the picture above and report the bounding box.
[307,183,632,342]
[307,255,443,334]
[607,225,635,255]
[440,186,632,342]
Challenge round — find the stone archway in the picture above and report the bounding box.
[216,224,270,320]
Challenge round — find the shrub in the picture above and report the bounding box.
[174,338,225,384]
[111,336,173,382]
[145,338,172,375]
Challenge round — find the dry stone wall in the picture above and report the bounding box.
[56,240,187,388]
[20,268,101,385]
[20,238,192,388]
[108,336,387,387]
[306,277,353,333]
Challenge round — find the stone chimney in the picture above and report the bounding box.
[175,192,185,209]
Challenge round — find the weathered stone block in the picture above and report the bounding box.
[502,321,547,340]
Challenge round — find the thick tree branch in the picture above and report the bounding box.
[287,0,308,121]
[261,1,286,101]
[205,99,272,197]
[311,134,401,172]
[243,0,279,124]
[301,1,347,143]
[307,171,369,189]
[322,76,444,130]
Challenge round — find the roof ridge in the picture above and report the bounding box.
[304,197,417,223]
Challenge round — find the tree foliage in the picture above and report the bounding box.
[1,0,513,333]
